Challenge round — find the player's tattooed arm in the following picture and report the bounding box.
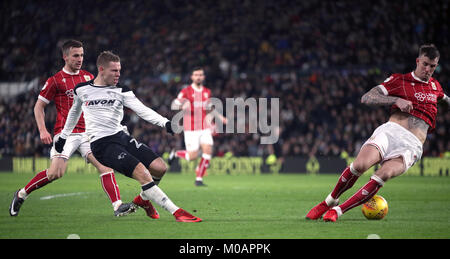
[361,86,398,105]
[361,86,413,112]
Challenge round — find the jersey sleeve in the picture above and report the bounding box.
[177,88,187,100]
[172,88,190,109]
[123,89,169,127]
[38,77,57,104]
[378,74,402,96]
[176,88,190,103]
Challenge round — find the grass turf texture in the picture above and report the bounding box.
[1,172,449,239]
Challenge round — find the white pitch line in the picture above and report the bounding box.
[40,192,87,200]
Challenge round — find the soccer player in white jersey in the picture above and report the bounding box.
[55,51,201,222]
[9,40,135,217]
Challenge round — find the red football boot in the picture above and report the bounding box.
[323,209,339,222]
[173,208,202,222]
[306,200,336,220]
[133,195,160,219]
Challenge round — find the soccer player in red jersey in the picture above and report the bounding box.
[169,67,226,186]
[306,44,449,222]
[9,40,135,217]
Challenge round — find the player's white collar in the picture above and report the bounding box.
[190,84,204,92]
[411,71,429,83]
[62,67,80,75]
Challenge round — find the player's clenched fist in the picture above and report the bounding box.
[40,131,53,145]
[395,98,413,113]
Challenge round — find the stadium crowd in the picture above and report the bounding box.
[0,0,449,159]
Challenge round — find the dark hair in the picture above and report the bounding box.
[191,66,204,74]
[96,51,120,67]
[61,39,83,55]
[419,44,440,60]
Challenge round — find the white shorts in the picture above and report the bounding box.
[50,133,92,161]
[183,129,214,152]
[362,122,423,173]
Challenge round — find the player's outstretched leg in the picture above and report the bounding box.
[133,163,201,222]
[9,169,53,216]
[140,181,202,222]
[323,157,402,222]
[323,175,384,222]
[306,163,361,220]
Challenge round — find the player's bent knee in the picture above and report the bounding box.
[375,167,402,182]
[149,158,167,178]
[96,165,114,175]
[132,163,153,184]
[351,160,370,174]
[375,157,405,182]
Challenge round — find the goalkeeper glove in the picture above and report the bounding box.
[55,136,66,153]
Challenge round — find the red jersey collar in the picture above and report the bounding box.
[190,84,204,92]
[62,67,80,75]
[411,71,429,84]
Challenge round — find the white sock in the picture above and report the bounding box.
[325,194,339,207]
[112,200,123,211]
[18,188,28,200]
[141,182,179,214]
[333,206,343,217]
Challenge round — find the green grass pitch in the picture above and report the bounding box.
[1,172,449,239]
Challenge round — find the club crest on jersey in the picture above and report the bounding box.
[84,75,91,81]
[431,82,437,90]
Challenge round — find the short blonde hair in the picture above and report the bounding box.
[96,51,120,67]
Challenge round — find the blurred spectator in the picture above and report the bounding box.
[0,0,448,158]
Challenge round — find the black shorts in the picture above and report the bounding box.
[91,131,159,178]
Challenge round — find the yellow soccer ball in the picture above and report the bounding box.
[361,195,388,220]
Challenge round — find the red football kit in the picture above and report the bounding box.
[176,84,212,131]
[379,71,445,131]
[38,68,93,135]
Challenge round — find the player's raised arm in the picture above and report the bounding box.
[361,86,413,113]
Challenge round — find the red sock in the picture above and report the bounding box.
[195,156,210,179]
[100,171,121,204]
[330,164,361,199]
[176,150,190,161]
[24,169,51,194]
[338,176,384,213]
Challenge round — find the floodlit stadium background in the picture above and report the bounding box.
[0,0,449,174]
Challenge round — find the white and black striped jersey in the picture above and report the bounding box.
[60,80,169,142]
